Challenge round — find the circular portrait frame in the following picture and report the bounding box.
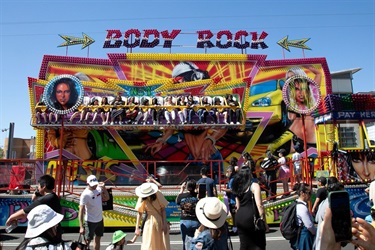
[43,74,84,115]
[282,75,321,115]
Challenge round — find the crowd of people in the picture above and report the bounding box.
[4,171,375,250]
[34,94,243,126]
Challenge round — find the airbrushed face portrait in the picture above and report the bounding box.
[282,75,321,115]
[43,74,84,115]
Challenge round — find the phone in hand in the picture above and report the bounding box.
[328,190,352,242]
[198,183,206,199]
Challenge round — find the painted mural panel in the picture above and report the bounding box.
[28,54,330,185]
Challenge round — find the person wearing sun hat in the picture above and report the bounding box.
[79,175,110,250]
[134,182,171,250]
[190,197,229,250]
[15,204,71,249]
[105,230,138,250]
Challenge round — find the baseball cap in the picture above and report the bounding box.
[87,175,99,187]
[317,176,327,186]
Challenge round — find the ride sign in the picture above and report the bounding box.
[103,29,268,49]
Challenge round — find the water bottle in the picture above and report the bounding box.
[5,221,17,233]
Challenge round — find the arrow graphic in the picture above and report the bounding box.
[58,33,95,49]
[277,36,311,52]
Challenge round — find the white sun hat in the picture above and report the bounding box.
[196,197,228,229]
[135,182,158,198]
[25,204,64,238]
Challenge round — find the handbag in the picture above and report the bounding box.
[251,188,266,232]
[70,234,88,250]
[102,188,113,211]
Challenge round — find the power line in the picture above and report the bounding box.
[0,24,373,38]
[1,13,374,25]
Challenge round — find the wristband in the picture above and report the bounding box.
[156,138,166,144]
[205,135,216,145]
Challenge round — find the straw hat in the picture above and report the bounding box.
[25,204,64,238]
[112,230,127,244]
[196,197,227,229]
[135,182,158,198]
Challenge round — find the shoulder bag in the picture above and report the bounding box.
[251,187,266,232]
[71,234,88,250]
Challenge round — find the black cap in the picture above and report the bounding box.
[317,176,327,186]
[277,148,287,155]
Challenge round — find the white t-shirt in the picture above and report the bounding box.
[278,157,288,170]
[80,187,103,223]
[292,152,301,168]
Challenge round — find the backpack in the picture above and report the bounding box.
[280,200,304,240]
[260,157,278,170]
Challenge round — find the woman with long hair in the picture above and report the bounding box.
[176,179,200,250]
[134,183,170,250]
[50,77,79,111]
[232,166,267,250]
[289,77,314,111]
[222,162,238,233]
[191,197,229,250]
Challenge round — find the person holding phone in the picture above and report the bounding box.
[320,207,375,250]
[197,167,217,198]
[314,177,345,249]
[6,175,61,227]
[176,179,200,250]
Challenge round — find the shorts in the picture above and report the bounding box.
[294,166,301,175]
[84,220,104,240]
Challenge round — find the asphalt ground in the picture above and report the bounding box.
[0,226,355,250]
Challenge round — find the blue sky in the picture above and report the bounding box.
[0,0,374,144]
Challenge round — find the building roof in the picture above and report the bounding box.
[330,68,362,76]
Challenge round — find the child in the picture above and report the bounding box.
[106,230,138,250]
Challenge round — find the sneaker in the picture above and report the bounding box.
[232,227,238,233]
[267,130,294,154]
[119,121,123,125]
[110,122,114,125]
[236,121,241,125]
[102,121,107,125]
[230,122,234,125]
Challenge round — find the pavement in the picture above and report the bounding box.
[0,226,356,250]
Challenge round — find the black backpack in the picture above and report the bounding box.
[280,200,304,240]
